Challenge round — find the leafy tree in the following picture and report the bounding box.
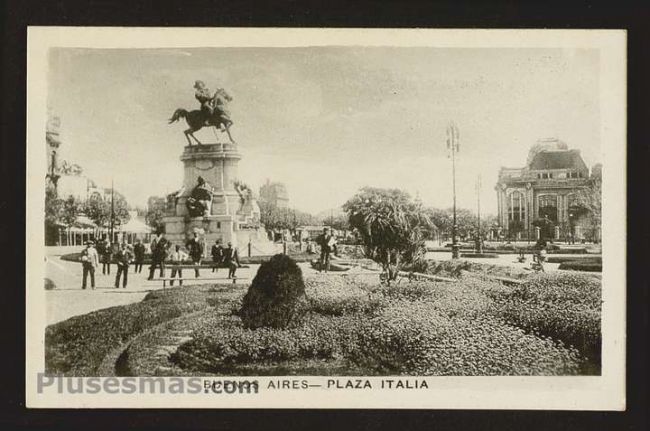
[145,196,166,233]
[84,190,130,229]
[45,188,63,228]
[60,195,81,227]
[83,193,110,228]
[574,176,602,242]
[425,207,481,241]
[425,208,452,240]
[44,189,82,245]
[259,201,319,233]
[343,187,431,281]
[327,213,350,232]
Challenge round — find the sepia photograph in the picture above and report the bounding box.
[25,27,626,409]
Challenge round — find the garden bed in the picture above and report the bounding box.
[423,259,530,279]
[163,274,599,376]
[459,253,499,258]
[46,272,601,377]
[558,261,602,272]
[484,272,602,372]
[546,255,602,264]
[44,285,227,376]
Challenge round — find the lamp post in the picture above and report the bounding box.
[476,174,483,253]
[447,122,460,259]
[109,179,114,244]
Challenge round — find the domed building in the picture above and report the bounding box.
[495,138,601,242]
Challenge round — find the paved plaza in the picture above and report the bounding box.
[45,244,594,326]
[44,247,325,325]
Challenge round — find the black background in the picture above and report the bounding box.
[1,0,648,430]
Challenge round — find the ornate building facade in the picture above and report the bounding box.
[495,138,601,241]
[259,179,289,208]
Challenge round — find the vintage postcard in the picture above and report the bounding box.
[26,27,626,409]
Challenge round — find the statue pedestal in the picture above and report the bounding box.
[163,144,272,254]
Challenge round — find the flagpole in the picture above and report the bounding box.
[449,123,460,259]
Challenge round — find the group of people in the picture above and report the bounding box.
[210,238,241,279]
[79,232,241,289]
[80,238,142,289]
[147,232,242,285]
[145,232,203,281]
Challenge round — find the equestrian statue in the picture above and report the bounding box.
[169,80,235,146]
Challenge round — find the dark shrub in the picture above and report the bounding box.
[460,253,499,258]
[239,254,307,329]
[44,278,57,290]
[558,260,602,272]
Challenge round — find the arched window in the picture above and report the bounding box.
[538,194,558,222]
[567,193,588,219]
[508,191,525,222]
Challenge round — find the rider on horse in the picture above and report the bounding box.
[194,80,215,117]
[194,80,232,129]
[169,81,236,146]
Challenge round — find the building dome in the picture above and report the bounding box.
[526,138,568,167]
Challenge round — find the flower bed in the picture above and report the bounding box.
[48,271,601,376]
[424,259,530,279]
[489,272,602,372]
[45,286,221,376]
[123,287,246,377]
[168,276,589,376]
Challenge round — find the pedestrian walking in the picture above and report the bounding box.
[316,227,335,272]
[97,236,112,275]
[211,239,224,273]
[80,241,99,289]
[114,243,133,288]
[169,245,188,286]
[186,232,204,278]
[223,242,241,278]
[133,239,146,273]
[147,232,169,280]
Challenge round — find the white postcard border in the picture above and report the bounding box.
[25,27,626,410]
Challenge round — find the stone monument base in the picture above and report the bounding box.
[162,143,277,257]
[163,214,276,257]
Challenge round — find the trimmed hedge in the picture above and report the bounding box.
[171,276,589,376]
[45,287,217,376]
[424,259,529,279]
[558,257,602,272]
[46,271,601,377]
[547,256,602,264]
[558,262,602,272]
[460,253,499,258]
[491,272,601,371]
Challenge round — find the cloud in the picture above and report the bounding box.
[48,47,600,215]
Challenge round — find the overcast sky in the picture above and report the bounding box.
[47,47,601,215]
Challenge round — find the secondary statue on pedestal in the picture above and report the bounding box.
[168,80,235,146]
[185,176,213,217]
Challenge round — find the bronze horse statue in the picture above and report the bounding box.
[168,88,235,146]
